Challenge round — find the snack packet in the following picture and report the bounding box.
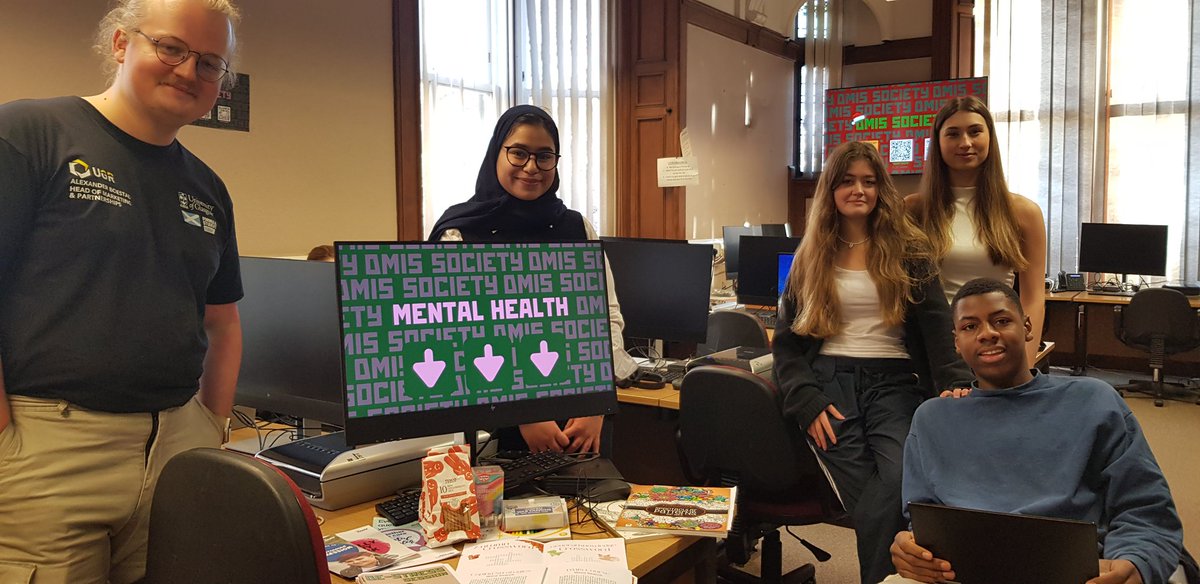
[419,444,481,547]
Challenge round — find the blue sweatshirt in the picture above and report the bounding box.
[903,372,1182,583]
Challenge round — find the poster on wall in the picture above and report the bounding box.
[192,72,250,132]
[824,77,987,175]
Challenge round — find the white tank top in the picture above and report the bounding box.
[819,268,910,359]
[940,186,1015,303]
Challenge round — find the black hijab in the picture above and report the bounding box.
[427,105,587,242]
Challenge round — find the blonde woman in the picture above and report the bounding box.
[906,96,1047,364]
[773,141,973,584]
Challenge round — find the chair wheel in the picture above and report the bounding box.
[1155,399,1164,407]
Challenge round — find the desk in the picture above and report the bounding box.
[1043,291,1200,375]
[313,498,714,583]
[226,428,715,584]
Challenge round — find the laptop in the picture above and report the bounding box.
[908,502,1099,584]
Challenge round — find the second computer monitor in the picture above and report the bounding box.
[737,235,803,306]
[1077,223,1168,277]
[601,237,714,343]
[722,226,756,278]
[236,257,345,426]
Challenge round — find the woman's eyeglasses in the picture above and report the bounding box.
[503,146,560,171]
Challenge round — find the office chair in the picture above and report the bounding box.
[677,365,845,584]
[144,448,332,584]
[698,309,770,355]
[1112,287,1200,407]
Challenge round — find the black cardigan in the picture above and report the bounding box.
[772,259,974,428]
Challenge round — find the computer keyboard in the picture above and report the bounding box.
[376,488,421,526]
[638,365,685,383]
[481,450,586,491]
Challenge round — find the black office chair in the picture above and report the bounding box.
[144,448,332,584]
[677,365,845,584]
[698,309,770,355]
[1113,288,1200,407]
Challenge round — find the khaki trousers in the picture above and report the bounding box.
[0,394,225,584]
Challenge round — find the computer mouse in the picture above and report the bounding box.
[582,479,631,502]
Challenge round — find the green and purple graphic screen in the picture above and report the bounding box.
[335,241,618,446]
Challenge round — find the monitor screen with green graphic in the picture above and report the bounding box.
[335,241,618,446]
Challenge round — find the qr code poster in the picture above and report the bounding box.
[889,139,914,163]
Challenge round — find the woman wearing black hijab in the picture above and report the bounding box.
[429,105,636,456]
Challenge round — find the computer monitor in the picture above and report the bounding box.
[235,257,345,427]
[335,241,619,448]
[777,252,795,300]
[722,225,758,278]
[737,235,803,306]
[1077,223,1168,277]
[761,223,789,237]
[600,237,714,343]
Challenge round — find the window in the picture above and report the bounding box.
[1104,0,1188,280]
[419,0,609,237]
[976,0,1196,282]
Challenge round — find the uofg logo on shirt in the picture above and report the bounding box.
[67,158,116,184]
[178,192,218,235]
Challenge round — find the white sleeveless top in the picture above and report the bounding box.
[819,268,910,359]
[940,186,1016,303]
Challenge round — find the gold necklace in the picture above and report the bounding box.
[838,235,869,249]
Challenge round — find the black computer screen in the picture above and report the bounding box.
[236,257,345,426]
[737,235,803,306]
[335,241,619,446]
[761,223,789,237]
[722,225,758,277]
[1077,223,1168,277]
[601,237,714,343]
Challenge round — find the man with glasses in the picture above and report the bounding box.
[0,1,243,582]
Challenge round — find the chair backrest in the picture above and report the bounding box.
[699,310,769,355]
[678,365,829,495]
[1118,288,1200,354]
[144,448,331,584]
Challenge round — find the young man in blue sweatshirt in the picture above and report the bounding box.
[886,278,1184,584]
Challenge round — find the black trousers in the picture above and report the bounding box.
[810,355,924,584]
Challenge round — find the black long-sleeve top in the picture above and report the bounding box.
[772,259,975,428]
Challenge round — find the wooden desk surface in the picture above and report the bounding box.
[226,428,709,582]
[617,387,672,407]
[1045,290,1200,308]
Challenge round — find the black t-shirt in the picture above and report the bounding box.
[0,96,243,412]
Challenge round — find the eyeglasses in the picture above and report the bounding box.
[131,29,230,83]
[503,146,560,171]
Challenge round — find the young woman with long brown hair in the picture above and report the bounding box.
[773,141,973,584]
[906,96,1047,364]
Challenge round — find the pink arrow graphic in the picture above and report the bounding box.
[529,340,560,377]
[411,348,446,388]
[473,344,505,382]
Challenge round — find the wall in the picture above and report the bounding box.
[0,0,397,257]
[684,24,794,240]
